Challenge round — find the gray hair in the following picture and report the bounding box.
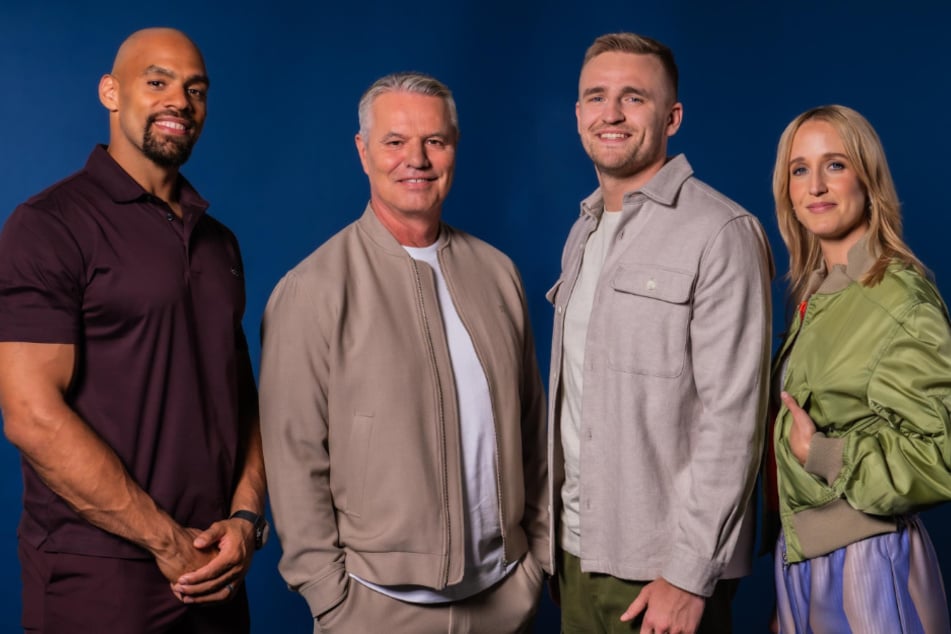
[357,72,459,138]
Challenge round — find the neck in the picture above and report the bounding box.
[371,203,441,247]
[107,143,182,213]
[596,158,665,211]
[819,223,869,270]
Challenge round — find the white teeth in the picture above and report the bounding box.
[157,121,185,131]
[405,179,426,183]
[599,133,627,139]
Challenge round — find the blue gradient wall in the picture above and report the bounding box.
[1,1,949,630]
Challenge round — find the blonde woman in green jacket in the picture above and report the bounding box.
[771,104,951,633]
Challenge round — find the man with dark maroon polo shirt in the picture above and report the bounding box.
[0,28,266,633]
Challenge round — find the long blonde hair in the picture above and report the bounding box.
[772,104,925,305]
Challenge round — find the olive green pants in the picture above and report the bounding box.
[558,550,737,633]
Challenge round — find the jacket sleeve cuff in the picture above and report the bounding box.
[804,433,846,485]
[661,545,723,597]
[299,562,350,618]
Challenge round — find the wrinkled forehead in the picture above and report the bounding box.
[370,92,454,133]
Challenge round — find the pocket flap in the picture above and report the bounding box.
[611,265,694,304]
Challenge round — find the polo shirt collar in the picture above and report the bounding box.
[579,153,694,219]
[84,145,209,213]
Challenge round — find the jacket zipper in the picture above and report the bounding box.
[410,259,451,586]
[437,251,509,565]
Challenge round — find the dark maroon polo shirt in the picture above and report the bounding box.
[0,146,254,559]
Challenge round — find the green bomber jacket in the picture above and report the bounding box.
[775,239,951,564]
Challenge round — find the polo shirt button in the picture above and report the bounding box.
[166,213,174,222]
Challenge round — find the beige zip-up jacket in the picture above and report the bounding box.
[259,207,549,617]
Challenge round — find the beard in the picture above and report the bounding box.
[581,132,648,180]
[141,111,197,167]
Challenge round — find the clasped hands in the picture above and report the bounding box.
[157,517,256,605]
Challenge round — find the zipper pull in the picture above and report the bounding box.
[798,300,808,322]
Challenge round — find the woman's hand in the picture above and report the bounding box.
[781,391,816,466]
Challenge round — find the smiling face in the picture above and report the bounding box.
[100,29,209,171]
[576,51,682,192]
[787,119,869,264]
[355,91,457,227]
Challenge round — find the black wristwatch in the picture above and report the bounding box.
[230,510,269,550]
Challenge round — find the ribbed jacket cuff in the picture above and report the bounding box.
[804,433,846,485]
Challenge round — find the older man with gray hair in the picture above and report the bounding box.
[259,72,549,633]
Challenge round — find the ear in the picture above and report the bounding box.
[666,101,684,137]
[99,74,119,112]
[354,133,370,176]
[575,101,582,135]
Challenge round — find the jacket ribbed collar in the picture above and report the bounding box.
[807,233,880,295]
[355,203,451,256]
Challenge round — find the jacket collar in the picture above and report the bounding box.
[579,153,694,219]
[356,203,451,256]
[808,234,880,295]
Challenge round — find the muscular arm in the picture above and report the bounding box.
[0,341,211,581]
[228,345,267,519]
[174,339,267,602]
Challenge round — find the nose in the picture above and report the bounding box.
[602,98,625,124]
[164,84,191,112]
[808,170,827,196]
[405,139,431,169]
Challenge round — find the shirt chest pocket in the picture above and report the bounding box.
[606,264,695,378]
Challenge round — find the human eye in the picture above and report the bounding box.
[624,95,644,104]
[187,86,207,100]
[790,165,807,177]
[426,138,446,148]
[147,79,165,89]
[828,161,846,171]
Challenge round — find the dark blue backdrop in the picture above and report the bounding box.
[2,1,949,631]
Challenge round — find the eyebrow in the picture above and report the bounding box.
[581,85,650,99]
[143,64,211,88]
[379,131,452,141]
[788,151,849,164]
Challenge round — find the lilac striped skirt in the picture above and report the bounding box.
[775,516,950,633]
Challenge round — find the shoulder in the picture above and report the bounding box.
[2,170,96,251]
[866,265,943,311]
[443,225,520,281]
[288,219,362,279]
[665,176,768,251]
[19,166,99,217]
[266,220,362,307]
[445,225,512,263]
[679,176,753,221]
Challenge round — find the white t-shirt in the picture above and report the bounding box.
[559,210,622,556]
